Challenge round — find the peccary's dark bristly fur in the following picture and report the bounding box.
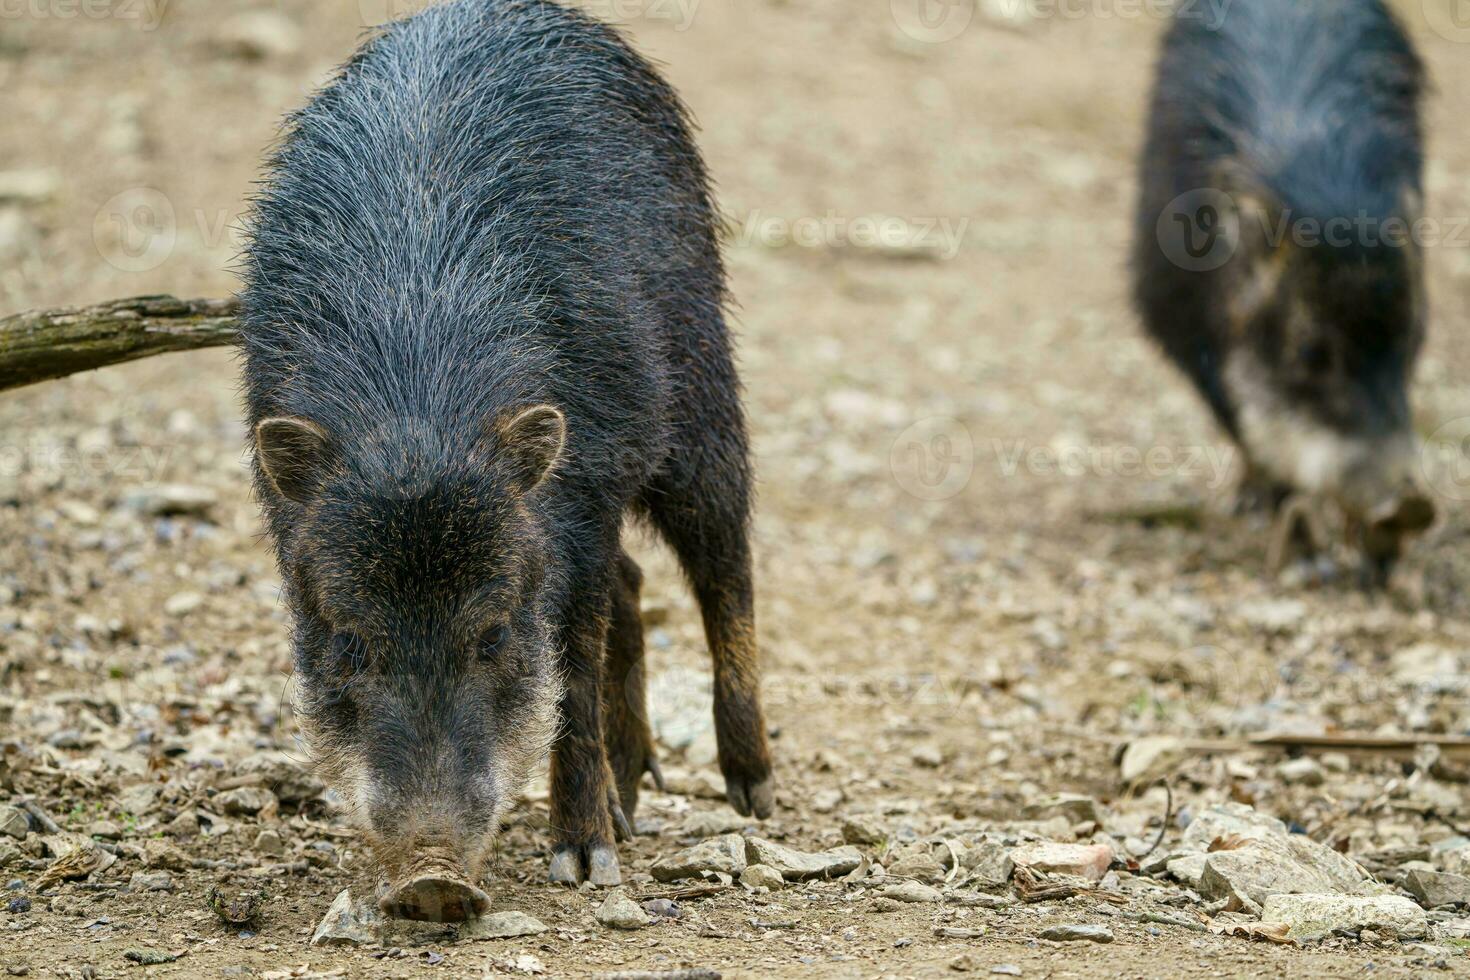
[238,0,774,892]
[1133,0,1426,440]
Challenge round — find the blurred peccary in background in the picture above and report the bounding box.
[1134,0,1433,585]
[239,0,773,919]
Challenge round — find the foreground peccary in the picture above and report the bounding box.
[1133,0,1434,584]
[240,0,773,918]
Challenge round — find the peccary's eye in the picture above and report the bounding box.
[478,625,509,661]
[329,633,368,677]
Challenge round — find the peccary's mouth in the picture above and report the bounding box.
[377,848,491,922]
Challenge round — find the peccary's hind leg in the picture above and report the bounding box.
[644,453,775,820]
[602,550,663,828]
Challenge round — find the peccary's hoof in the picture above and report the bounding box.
[548,842,622,887]
[378,876,491,922]
[725,772,775,820]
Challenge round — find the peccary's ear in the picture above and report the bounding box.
[256,417,334,503]
[495,404,567,491]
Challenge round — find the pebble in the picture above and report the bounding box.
[595,889,651,930]
[462,910,549,940]
[164,592,205,617]
[744,837,863,880]
[213,787,277,816]
[1403,869,1470,909]
[1261,893,1428,942]
[122,485,217,519]
[215,10,303,59]
[740,864,785,891]
[650,834,747,882]
[128,871,173,893]
[253,829,285,857]
[310,889,378,947]
[1010,842,1113,882]
[991,966,1023,976]
[1038,924,1114,944]
[0,170,60,204]
[1278,758,1326,787]
[1022,794,1101,825]
[843,816,888,846]
[878,880,942,904]
[0,807,26,840]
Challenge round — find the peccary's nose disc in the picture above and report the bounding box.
[378,876,491,922]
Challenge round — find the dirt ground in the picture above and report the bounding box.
[5,0,1470,977]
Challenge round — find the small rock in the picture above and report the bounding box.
[811,789,844,813]
[1165,853,1208,890]
[650,833,747,882]
[843,816,887,846]
[878,880,942,904]
[310,889,378,947]
[950,953,977,972]
[887,845,947,885]
[641,898,681,919]
[745,837,863,880]
[1404,869,1470,909]
[1198,834,1375,911]
[1182,803,1287,848]
[253,829,285,857]
[142,839,190,871]
[678,811,749,838]
[0,807,26,840]
[595,889,650,930]
[869,897,902,913]
[128,871,173,893]
[1278,758,1325,787]
[123,485,217,518]
[990,966,1023,977]
[913,744,945,768]
[741,864,785,891]
[123,950,179,966]
[1261,893,1427,942]
[213,787,278,817]
[215,10,302,59]
[1023,794,1101,825]
[1039,924,1113,944]
[164,592,204,617]
[955,838,1014,889]
[0,170,60,204]
[462,910,549,940]
[1120,736,1187,784]
[1010,842,1112,882]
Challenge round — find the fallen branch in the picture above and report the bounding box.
[0,295,239,392]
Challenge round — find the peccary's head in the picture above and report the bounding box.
[1218,173,1435,570]
[254,406,566,913]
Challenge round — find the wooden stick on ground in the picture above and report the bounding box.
[0,295,239,393]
